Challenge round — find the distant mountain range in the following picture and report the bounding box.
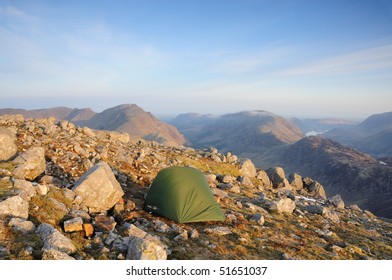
[170,110,304,155]
[291,118,358,136]
[0,104,186,147]
[257,136,392,217]
[324,111,392,157]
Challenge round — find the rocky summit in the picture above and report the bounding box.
[0,115,391,260]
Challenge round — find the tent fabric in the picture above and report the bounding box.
[144,166,225,223]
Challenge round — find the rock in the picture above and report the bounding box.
[64,217,84,233]
[94,215,117,232]
[36,223,77,255]
[228,185,241,193]
[189,229,200,239]
[221,175,236,184]
[82,127,96,138]
[349,204,361,211]
[83,223,94,237]
[226,152,238,163]
[62,188,76,201]
[302,177,313,187]
[111,236,130,253]
[329,194,345,209]
[105,231,119,246]
[306,181,327,200]
[266,167,290,188]
[0,168,12,177]
[126,224,167,260]
[0,127,18,161]
[13,179,36,201]
[0,196,29,219]
[8,218,36,234]
[209,147,218,154]
[42,249,75,260]
[249,213,265,225]
[244,202,268,214]
[35,184,48,196]
[39,175,64,186]
[305,204,327,215]
[282,253,296,260]
[211,187,228,198]
[210,154,222,162]
[125,200,136,211]
[205,174,217,186]
[13,147,46,180]
[239,176,254,188]
[289,173,303,190]
[48,197,69,213]
[256,170,271,187]
[152,220,171,233]
[204,226,232,236]
[269,198,296,214]
[173,231,188,242]
[324,210,340,223]
[72,161,124,212]
[240,159,257,178]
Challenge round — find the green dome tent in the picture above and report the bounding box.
[144,166,225,223]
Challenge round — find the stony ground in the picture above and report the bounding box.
[0,114,391,260]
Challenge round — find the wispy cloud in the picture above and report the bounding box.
[0,6,169,96]
[280,44,392,77]
[208,46,295,75]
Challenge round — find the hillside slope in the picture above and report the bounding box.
[256,136,392,218]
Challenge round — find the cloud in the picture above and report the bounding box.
[208,46,295,75]
[280,44,392,77]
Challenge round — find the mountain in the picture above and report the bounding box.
[324,111,392,157]
[256,136,392,218]
[170,110,304,155]
[84,104,186,146]
[0,104,186,147]
[291,118,357,136]
[1,115,391,260]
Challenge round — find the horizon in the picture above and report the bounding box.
[1,0,392,119]
[0,102,383,122]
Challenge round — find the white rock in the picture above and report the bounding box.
[0,196,29,219]
[72,161,124,212]
[36,223,77,255]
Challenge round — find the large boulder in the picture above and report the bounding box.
[256,170,271,187]
[269,198,296,214]
[306,181,327,201]
[289,173,303,190]
[126,224,167,260]
[72,161,124,212]
[13,147,46,180]
[239,159,257,178]
[0,196,29,219]
[329,194,345,209]
[36,223,77,255]
[266,167,290,188]
[0,127,18,161]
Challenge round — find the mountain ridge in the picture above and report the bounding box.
[0,104,186,147]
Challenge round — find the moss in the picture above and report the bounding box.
[29,188,73,227]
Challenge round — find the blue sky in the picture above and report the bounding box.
[1,0,392,119]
